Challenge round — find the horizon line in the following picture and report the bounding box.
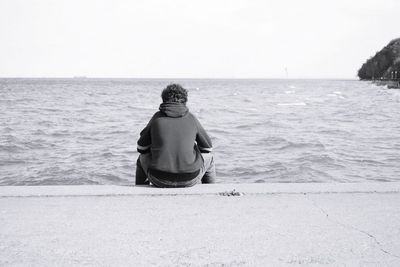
[0,76,358,81]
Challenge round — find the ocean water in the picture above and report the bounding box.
[1,78,400,185]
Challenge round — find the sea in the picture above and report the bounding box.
[1,78,400,185]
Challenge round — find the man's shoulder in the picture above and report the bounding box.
[144,111,165,127]
[151,111,165,119]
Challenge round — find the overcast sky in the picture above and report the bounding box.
[0,0,399,79]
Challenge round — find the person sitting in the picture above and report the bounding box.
[135,83,216,187]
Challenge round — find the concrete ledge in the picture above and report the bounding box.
[1,183,400,266]
[1,182,400,197]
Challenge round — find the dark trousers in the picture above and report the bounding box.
[135,153,216,187]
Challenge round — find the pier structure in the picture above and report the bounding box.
[371,71,400,88]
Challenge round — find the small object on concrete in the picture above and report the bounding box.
[219,189,243,196]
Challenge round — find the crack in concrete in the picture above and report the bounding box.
[304,194,400,259]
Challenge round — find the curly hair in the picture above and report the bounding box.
[161,83,188,104]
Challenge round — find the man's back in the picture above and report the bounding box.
[151,111,199,173]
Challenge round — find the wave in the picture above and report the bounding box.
[346,158,385,166]
[101,152,117,158]
[0,159,27,166]
[39,108,62,112]
[0,144,25,153]
[317,129,353,136]
[208,128,232,135]
[277,102,307,106]
[33,129,47,135]
[26,177,101,186]
[109,130,130,134]
[91,173,127,184]
[2,127,14,133]
[37,120,56,127]
[296,154,344,168]
[235,121,267,130]
[258,136,289,146]
[293,165,334,182]
[235,120,288,130]
[50,131,70,137]
[78,136,103,141]
[22,140,49,149]
[277,141,326,151]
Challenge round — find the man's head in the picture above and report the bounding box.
[161,84,188,104]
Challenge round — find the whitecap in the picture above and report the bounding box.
[277,102,307,106]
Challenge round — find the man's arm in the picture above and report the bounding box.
[137,115,155,154]
[192,114,213,153]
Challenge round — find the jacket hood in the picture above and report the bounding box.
[159,102,188,118]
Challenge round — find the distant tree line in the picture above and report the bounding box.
[358,38,400,80]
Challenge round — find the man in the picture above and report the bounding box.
[135,83,216,187]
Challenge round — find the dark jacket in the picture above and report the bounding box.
[137,102,212,181]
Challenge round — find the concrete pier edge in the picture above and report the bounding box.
[2,182,400,266]
[1,182,400,197]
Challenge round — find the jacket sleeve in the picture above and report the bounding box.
[137,114,155,154]
[192,114,213,153]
